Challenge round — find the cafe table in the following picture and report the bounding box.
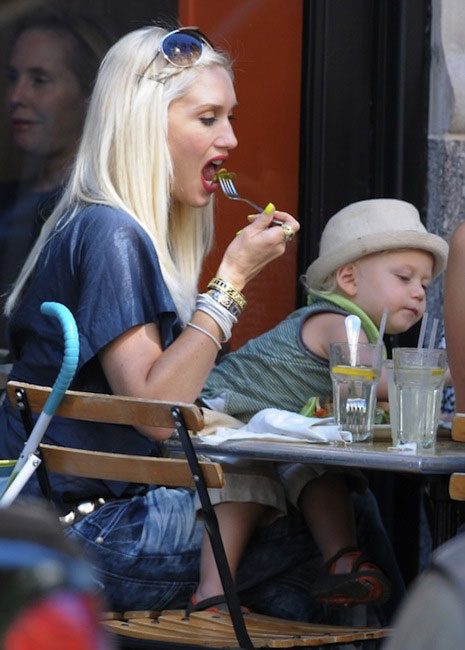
[167,427,465,549]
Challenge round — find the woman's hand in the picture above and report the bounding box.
[216,206,300,291]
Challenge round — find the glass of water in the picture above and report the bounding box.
[329,342,382,442]
[392,347,447,449]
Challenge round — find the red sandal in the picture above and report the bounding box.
[311,546,391,606]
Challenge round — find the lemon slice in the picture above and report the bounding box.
[432,368,445,377]
[331,365,377,380]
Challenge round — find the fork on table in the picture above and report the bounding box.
[218,176,283,226]
[345,398,367,435]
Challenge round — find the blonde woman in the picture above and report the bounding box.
[0,24,319,619]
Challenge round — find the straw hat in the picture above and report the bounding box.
[305,199,449,289]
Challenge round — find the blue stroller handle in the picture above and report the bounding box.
[0,302,79,506]
[40,302,79,415]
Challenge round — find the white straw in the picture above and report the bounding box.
[417,312,428,349]
[428,318,439,351]
[374,308,388,368]
[376,308,388,347]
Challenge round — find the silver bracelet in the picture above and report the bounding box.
[196,293,237,342]
[185,322,222,351]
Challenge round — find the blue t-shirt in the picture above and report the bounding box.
[0,204,182,506]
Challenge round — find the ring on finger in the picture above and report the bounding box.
[281,223,295,242]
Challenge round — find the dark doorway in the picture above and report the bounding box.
[297,0,432,586]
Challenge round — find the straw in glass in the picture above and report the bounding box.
[428,317,439,351]
[375,308,388,365]
[417,312,428,349]
[376,308,388,347]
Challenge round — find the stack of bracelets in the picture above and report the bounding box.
[206,277,247,317]
[186,277,247,351]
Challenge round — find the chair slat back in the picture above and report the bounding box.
[7,381,204,431]
[6,381,224,489]
[39,444,224,488]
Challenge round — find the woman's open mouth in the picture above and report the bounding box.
[201,159,224,193]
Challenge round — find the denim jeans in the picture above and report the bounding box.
[66,486,405,625]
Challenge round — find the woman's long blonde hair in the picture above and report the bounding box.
[6,26,233,324]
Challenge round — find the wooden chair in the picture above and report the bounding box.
[449,473,465,501]
[448,415,465,517]
[450,415,465,498]
[451,413,465,442]
[450,409,465,502]
[7,380,390,649]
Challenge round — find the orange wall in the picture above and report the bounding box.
[179,0,303,349]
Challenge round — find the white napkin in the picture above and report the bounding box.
[198,408,352,446]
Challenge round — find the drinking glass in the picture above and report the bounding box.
[392,347,447,448]
[329,342,382,442]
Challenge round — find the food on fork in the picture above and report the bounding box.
[212,167,237,183]
[215,167,287,229]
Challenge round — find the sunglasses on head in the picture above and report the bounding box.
[160,27,214,66]
[140,27,214,81]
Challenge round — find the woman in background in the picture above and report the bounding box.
[0,6,114,350]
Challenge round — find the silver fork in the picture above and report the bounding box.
[345,398,367,434]
[218,176,283,225]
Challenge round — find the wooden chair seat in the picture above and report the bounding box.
[102,610,391,648]
[7,380,390,649]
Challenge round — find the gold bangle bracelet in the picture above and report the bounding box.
[207,277,247,312]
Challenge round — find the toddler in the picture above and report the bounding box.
[190,199,449,614]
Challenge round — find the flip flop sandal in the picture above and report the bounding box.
[311,546,392,607]
[185,593,251,617]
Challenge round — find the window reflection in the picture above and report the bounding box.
[0,0,177,356]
